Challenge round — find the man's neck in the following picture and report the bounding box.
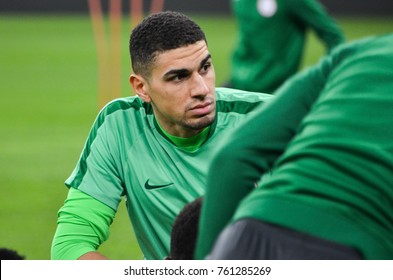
[154,118,210,152]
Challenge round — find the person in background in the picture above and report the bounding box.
[51,11,272,260]
[0,248,25,260]
[196,33,393,260]
[226,0,344,93]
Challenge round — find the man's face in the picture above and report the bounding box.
[131,40,216,138]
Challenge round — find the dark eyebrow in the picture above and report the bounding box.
[163,68,190,80]
[163,54,212,80]
[199,54,212,69]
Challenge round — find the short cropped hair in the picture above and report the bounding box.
[169,197,203,260]
[129,11,207,78]
[0,248,25,260]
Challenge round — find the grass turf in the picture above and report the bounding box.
[0,13,392,259]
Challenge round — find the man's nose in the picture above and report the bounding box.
[190,74,209,97]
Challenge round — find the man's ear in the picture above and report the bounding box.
[129,74,151,102]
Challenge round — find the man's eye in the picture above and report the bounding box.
[201,63,211,73]
[168,72,189,82]
[172,74,186,81]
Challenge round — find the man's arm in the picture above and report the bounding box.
[291,0,345,51]
[51,188,115,260]
[78,252,108,260]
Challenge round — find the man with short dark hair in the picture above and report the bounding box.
[51,11,272,260]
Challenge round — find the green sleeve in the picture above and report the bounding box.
[290,0,345,51]
[51,187,116,260]
[195,55,333,259]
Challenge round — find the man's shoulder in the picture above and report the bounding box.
[215,87,273,114]
[93,96,151,131]
[95,96,153,123]
[100,96,148,115]
[215,87,272,102]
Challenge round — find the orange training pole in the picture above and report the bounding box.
[130,0,143,30]
[109,0,122,105]
[150,0,165,14]
[88,0,110,110]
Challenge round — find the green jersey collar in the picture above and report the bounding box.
[153,117,212,152]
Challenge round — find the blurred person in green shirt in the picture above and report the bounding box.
[226,0,344,93]
[196,33,393,260]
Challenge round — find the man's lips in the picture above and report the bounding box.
[188,101,214,115]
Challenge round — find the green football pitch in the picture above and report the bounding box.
[0,13,392,260]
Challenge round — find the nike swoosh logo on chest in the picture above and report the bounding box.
[144,179,174,190]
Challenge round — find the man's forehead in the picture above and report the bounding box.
[153,41,210,71]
